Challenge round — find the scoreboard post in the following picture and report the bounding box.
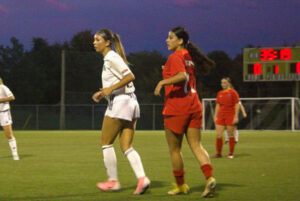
[243,47,300,82]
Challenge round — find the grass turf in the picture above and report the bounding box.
[0,130,299,201]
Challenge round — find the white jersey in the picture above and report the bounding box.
[102,50,135,95]
[0,85,13,111]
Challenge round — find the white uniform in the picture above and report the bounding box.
[0,84,13,126]
[102,50,140,121]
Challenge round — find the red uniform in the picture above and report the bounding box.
[215,89,239,126]
[162,49,202,134]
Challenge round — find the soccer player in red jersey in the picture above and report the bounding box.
[213,77,240,159]
[154,26,216,198]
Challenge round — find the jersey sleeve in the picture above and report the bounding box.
[106,53,132,79]
[2,85,13,97]
[168,53,186,75]
[216,91,221,104]
[232,90,240,103]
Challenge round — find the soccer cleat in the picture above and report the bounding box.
[212,154,222,158]
[201,176,216,198]
[13,154,19,161]
[167,183,189,195]
[96,180,120,191]
[133,176,150,195]
[224,140,229,144]
[227,154,234,159]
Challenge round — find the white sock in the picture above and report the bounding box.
[102,145,118,181]
[125,147,145,179]
[8,138,18,156]
[235,130,239,141]
[224,130,229,141]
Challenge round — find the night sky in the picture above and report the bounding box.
[0,0,299,57]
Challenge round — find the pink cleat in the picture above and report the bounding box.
[133,176,150,195]
[96,180,120,191]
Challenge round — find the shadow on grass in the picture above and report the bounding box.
[234,153,251,158]
[0,181,166,201]
[0,192,101,201]
[0,154,33,159]
[211,153,251,159]
[113,180,166,192]
[190,182,244,198]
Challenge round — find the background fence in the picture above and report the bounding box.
[11,98,300,131]
[11,104,164,130]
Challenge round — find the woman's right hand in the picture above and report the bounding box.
[154,81,163,96]
[92,90,103,103]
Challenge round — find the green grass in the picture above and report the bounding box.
[0,130,300,201]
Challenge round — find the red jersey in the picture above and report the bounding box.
[162,49,202,115]
[216,89,239,113]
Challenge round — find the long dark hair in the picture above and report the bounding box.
[95,29,129,65]
[171,26,216,75]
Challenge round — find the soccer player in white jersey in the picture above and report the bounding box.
[92,29,150,195]
[0,78,19,160]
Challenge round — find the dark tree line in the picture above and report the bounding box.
[0,30,296,105]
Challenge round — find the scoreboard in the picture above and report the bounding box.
[243,47,300,81]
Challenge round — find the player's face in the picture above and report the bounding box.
[221,79,230,90]
[93,34,110,54]
[166,31,183,51]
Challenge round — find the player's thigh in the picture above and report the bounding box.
[215,124,225,138]
[186,128,201,148]
[165,129,184,153]
[101,116,122,145]
[119,119,137,152]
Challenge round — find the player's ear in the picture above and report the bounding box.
[105,40,111,47]
[178,38,184,46]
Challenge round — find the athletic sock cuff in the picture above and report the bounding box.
[173,169,185,177]
[102,144,113,150]
[124,147,134,156]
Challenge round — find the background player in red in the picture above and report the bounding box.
[224,100,247,143]
[213,77,240,159]
[154,26,216,198]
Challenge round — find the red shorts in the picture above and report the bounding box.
[164,111,202,134]
[216,113,235,126]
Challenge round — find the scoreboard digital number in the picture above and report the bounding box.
[243,47,300,81]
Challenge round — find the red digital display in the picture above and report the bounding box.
[253,63,262,75]
[274,65,279,74]
[280,48,291,60]
[260,48,291,61]
[297,62,300,74]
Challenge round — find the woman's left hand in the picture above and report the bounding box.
[101,87,113,98]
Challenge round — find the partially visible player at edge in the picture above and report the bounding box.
[154,26,216,198]
[213,77,240,159]
[92,29,150,195]
[0,78,19,160]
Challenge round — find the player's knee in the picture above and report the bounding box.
[122,146,133,154]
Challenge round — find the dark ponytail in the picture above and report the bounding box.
[186,42,216,75]
[171,26,215,75]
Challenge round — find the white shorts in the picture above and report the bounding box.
[0,110,12,126]
[105,93,140,121]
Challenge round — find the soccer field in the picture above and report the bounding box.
[0,130,299,201]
